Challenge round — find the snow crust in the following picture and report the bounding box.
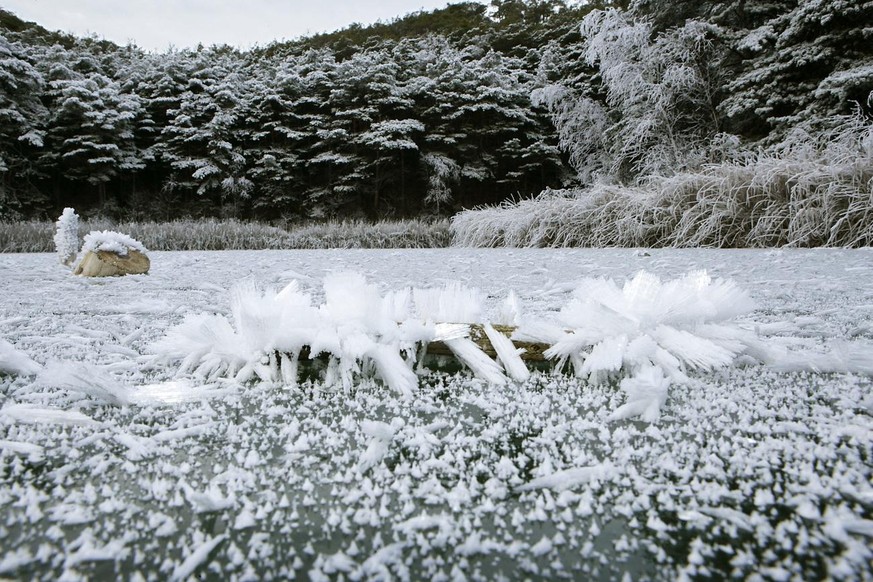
[80,230,147,256]
[0,248,871,580]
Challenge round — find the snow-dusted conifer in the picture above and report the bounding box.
[53,207,79,266]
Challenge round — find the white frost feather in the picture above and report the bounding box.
[483,324,530,383]
[37,361,130,406]
[0,338,41,376]
[81,230,147,256]
[608,365,671,423]
[443,337,507,386]
[0,403,100,426]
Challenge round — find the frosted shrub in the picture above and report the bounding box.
[53,208,79,266]
[452,111,873,248]
[533,9,725,184]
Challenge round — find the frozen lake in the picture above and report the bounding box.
[1,248,872,580]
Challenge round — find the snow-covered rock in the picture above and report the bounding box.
[74,230,149,277]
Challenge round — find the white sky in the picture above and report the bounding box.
[3,0,489,52]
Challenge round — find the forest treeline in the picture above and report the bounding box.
[1,0,872,229]
[0,1,600,221]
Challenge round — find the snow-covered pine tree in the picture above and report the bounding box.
[240,59,307,218]
[36,44,145,211]
[159,49,252,216]
[716,0,873,143]
[415,37,563,209]
[0,34,48,218]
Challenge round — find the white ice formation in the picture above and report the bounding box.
[152,270,762,422]
[80,230,147,256]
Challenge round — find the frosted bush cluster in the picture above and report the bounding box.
[452,111,873,248]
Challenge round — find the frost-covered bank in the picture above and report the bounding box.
[0,249,871,579]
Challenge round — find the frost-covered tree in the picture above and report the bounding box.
[411,37,563,208]
[2,5,574,220]
[533,9,727,184]
[34,43,146,211]
[716,0,873,143]
[422,152,460,213]
[235,55,318,218]
[159,49,253,216]
[0,34,48,217]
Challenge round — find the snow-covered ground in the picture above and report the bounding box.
[1,248,871,580]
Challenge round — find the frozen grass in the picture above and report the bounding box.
[0,219,294,252]
[283,218,451,249]
[452,117,873,248]
[0,218,451,252]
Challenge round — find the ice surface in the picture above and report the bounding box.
[0,403,100,426]
[1,248,872,580]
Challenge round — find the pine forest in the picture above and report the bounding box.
[1,0,872,246]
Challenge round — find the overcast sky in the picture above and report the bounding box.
[3,0,488,52]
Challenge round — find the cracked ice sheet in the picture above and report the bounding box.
[0,248,871,580]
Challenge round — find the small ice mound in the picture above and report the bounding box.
[357,420,397,473]
[0,338,41,376]
[37,361,130,406]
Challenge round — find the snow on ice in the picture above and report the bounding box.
[0,248,871,580]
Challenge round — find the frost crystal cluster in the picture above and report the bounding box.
[155,270,759,421]
[530,271,757,421]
